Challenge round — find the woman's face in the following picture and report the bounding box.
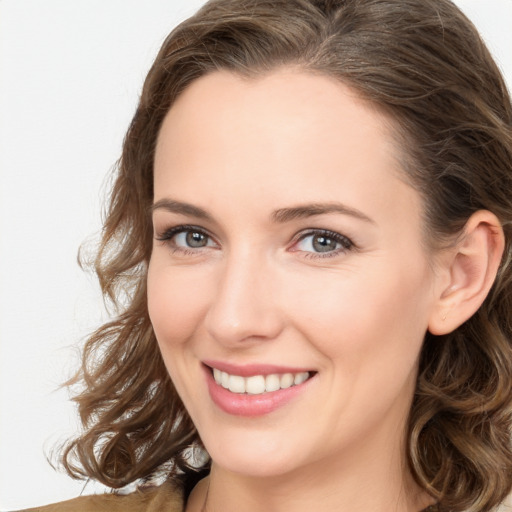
[148,70,441,479]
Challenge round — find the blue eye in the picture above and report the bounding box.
[294,230,353,257]
[174,230,212,248]
[156,225,216,252]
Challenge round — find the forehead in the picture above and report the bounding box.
[153,69,421,232]
[156,70,399,170]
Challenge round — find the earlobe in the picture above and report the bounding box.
[428,210,505,335]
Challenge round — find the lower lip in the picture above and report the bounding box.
[204,366,314,417]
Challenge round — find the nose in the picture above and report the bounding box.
[203,251,285,347]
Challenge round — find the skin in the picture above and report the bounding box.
[147,69,450,511]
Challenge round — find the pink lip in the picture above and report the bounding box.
[202,363,315,417]
[203,359,312,377]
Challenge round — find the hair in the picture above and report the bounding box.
[61,1,512,510]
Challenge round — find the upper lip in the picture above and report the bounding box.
[203,360,314,377]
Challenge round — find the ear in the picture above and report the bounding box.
[428,210,505,335]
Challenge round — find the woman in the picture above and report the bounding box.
[21,0,512,511]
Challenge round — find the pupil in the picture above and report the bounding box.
[186,231,207,247]
[313,235,337,253]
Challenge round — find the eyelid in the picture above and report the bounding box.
[154,224,219,256]
[155,224,213,241]
[289,228,355,258]
[154,224,355,259]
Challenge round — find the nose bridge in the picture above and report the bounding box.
[204,246,283,345]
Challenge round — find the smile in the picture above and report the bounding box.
[213,368,310,395]
[203,363,316,416]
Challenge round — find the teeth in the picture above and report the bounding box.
[280,373,294,389]
[246,375,266,394]
[228,375,245,393]
[265,374,281,392]
[213,369,311,395]
[294,372,309,385]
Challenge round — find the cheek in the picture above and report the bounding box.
[147,259,216,409]
[147,259,210,350]
[286,259,433,366]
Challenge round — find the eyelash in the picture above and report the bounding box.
[155,224,217,255]
[155,225,355,259]
[290,229,355,259]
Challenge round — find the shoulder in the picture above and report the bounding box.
[15,480,184,512]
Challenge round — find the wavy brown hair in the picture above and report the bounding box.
[61,0,512,510]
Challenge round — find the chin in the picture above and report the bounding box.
[213,452,301,479]
[201,427,313,478]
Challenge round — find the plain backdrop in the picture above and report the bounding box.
[1,1,511,510]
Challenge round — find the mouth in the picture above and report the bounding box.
[211,367,312,395]
[202,362,317,416]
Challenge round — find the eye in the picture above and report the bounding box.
[174,230,211,248]
[155,225,217,253]
[292,229,354,258]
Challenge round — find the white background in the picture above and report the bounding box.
[1,1,511,510]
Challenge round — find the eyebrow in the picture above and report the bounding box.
[271,203,375,224]
[151,198,375,225]
[150,199,213,220]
